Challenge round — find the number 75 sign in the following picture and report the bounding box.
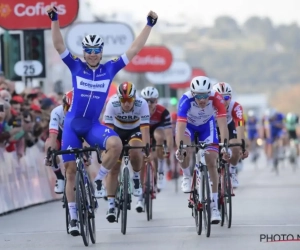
[14,60,43,77]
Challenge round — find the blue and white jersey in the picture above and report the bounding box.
[60,49,129,121]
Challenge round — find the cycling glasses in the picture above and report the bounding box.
[83,47,103,54]
[223,95,231,101]
[193,93,210,100]
[119,97,135,103]
[145,99,156,104]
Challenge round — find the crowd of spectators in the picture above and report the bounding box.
[0,71,63,159]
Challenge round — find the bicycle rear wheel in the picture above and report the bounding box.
[201,165,211,237]
[76,171,89,246]
[121,167,129,235]
[224,164,232,228]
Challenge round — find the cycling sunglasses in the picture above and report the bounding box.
[145,99,156,104]
[83,47,103,54]
[193,93,210,100]
[119,97,135,103]
[223,95,231,101]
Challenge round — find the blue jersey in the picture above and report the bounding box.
[269,113,284,132]
[246,117,258,132]
[60,49,129,121]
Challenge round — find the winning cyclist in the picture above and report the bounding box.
[175,76,230,224]
[47,6,158,236]
[102,82,151,221]
[140,86,173,191]
[212,82,249,188]
[44,91,73,193]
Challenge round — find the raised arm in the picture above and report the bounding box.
[126,11,158,61]
[47,6,66,54]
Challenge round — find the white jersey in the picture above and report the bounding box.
[104,95,150,130]
[49,105,65,134]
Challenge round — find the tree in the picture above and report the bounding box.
[209,16,241,39]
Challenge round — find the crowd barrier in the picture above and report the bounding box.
[0,145,102,215]
[0,145,61,214]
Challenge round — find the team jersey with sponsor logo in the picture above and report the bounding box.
[177,90,226,127]
[150,104,172,131]
[103,95,150,130]
[60,49,129,121]
[225,100,245,126]
[49,105,65,134]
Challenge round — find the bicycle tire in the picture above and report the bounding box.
[75,171,89,246]
[121,167,129,235]
[219,168,225,227]
[224,164,232,228]
[192,170,202,235]
[174,156,179,193]
[145,163,152,221]
[87,181,96,244]
[201,165,211,237]
[63,191,70,234]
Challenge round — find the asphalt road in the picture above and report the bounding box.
[0,153,299,250]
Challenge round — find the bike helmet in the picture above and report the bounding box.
[213,82,233,95]
[140,86,159,99]
[190,76,212,93]
[82,35,104,47]
[117,82,136,98]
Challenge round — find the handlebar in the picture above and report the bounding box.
[152,140,168,154]
[123,143,150,157]
[47,145,102,167]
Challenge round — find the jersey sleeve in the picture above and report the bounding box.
[212,92,227,118]
[60,49,82,74]
[161,109,172,128]
[231,102,245,127]
[49,107,60,134]
[105,54,129,79]
[177,95,190,122]
[140,99,150,128]
[103,100,115,126]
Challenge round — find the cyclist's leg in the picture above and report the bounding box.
[227,121,240,187]
[154,127,167,188]
[61,124,82,236]
[126,132,144,211]
[179,126,194,193]
[198,119,220,222]
[85,123,122,221]
[44,130,65,193]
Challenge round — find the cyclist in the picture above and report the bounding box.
[246,110,260,162]
[285,112,299,158]
[102,82,151,220]
[140,86,173,191]
[175,76,230,224]
[264,108,286,167]
[44,91,73,193]
[212,82,249,188]
[47,6,158,236]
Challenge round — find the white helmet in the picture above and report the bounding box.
[248,110,255,117]
[213,82,233,95]
[82,35,104,47]
[190,76,212,93]
[141,87,159,99]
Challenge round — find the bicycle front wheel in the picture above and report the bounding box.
[87,181,96,244]
[201,165,211,237]
[76,171,89,246]
[224,164,232,228]
[121,167,129,235]
[145,162,153,221]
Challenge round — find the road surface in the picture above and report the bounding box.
[0,154,299,250]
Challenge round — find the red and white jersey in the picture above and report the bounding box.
[177,90,226,127]
[226,100,244,126]
[49,105,65,134]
